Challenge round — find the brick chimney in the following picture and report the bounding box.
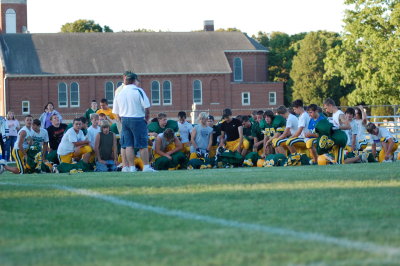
[204,20,214,32]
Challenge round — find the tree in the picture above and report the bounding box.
[253,31,306,105]
[61,19,113,33]
[290,31,350,105]
[324,0,400,105]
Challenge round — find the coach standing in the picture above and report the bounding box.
[112,72,156,172]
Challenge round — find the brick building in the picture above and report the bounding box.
[0,1,283,119]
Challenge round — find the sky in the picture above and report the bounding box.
[28,0,347,35]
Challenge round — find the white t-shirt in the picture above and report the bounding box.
[346,120,358,146]
[31,128,49,147]
[6,119,20,137]
[87,126,101,148]
[57,128,86,155]
[355,119,366,141]
[178,121,193,143]
[286,114,299,136]
[112,84,150,118]
[331,110,344,128]
[371,127,395,147]
[298,111,310,138]
[14,126,32,150]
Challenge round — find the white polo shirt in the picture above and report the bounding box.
[57,128,86,155]
[112,84,150,118]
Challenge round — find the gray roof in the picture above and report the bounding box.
[0,32,267,76]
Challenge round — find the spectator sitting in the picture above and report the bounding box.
[87,113,101,148]
[85,100,98,126]
[94,120,118,172]
[96,98,117,123]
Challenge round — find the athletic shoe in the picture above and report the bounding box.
[129,166,137,173]
[121,166,129,172]
[143,167,157,172]
[382,159,393,163]
[0,165,4,175]
[0,159,7,165]
[52,164,59,174]
[360,153,368,163]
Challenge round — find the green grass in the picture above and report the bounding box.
[1,162,400,265]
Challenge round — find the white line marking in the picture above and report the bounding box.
[2,181,400,257]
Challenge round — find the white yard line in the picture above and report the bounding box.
[1,181,400,257]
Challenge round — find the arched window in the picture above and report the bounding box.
[70,82,80,107]
[116,81,123,88]
[105,81,114,105]
[193,80,202,104]
[163,80,172,105]
[151,81,160,105]
[58,82,68,107]
[233,57,243,82]
[5,9,16,34]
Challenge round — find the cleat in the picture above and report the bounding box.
[360,153,368,163]
[0,165,4,174]
[143,167,157,172]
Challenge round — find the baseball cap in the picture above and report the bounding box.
[207,115,214,120]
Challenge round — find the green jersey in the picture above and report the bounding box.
[251,122,264,141]
[315,119,333,136]
[148,120,179,134]
[264,153,287,167]
[260,115,286,137]
[85,108,97,126]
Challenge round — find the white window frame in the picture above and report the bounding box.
[269,92,277,105]
[105,81,115,106]
[162,80,172,105]
[193,80,202,105]
[70,82,80,108]
[233,57,243,82]
[5,9,16,34]
[22,101,30,115]
[151,80,160,105]
[241,92,250,106]
[58,82,68,108]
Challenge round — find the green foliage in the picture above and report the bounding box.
[215,28,241,32]
[325,0,400,105]
[290,31,350,105]
[60,19,113,33]
[121,29,158,32]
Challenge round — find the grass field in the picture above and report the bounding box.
[1,162,400,266]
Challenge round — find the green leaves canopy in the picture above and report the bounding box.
[325,0,400,105]
[291,31,348,105]
[61,19,113,33]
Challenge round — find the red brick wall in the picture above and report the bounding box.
[225,52,268,83]
[0,3,27,33]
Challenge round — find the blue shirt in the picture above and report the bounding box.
[308,115,325,132]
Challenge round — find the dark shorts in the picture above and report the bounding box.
[121,117,148,149]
